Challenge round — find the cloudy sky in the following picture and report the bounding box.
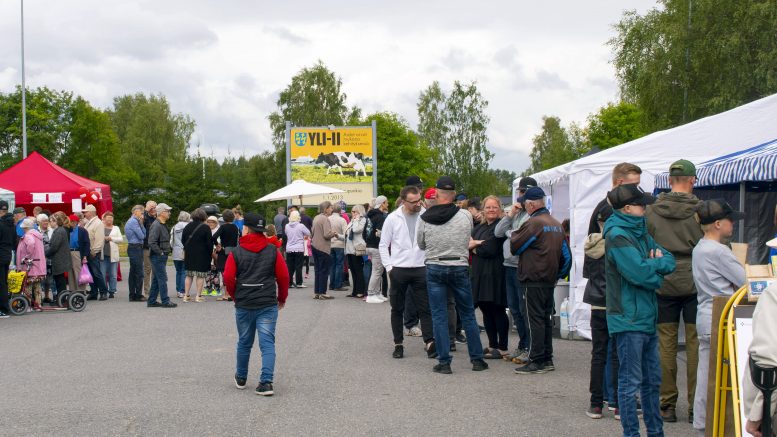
[0,0,657,174]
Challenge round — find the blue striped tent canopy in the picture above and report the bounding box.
[655,138,777,189]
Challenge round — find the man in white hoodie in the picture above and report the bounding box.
[380,185,437,360]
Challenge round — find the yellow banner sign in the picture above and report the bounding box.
[290,127,373,159]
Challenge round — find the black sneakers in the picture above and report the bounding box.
[392,345,404,359]
[234,374,247,389]
[543,360,555,371]
[455,332,467,344]
[256,382,274,396]
[161,302,178,308]
[425,341,438,359]
[450,342,456,352]
[433,363,452,374]
[472,359,489,371]
[514,362,547,375]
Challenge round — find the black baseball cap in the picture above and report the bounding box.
[607,184,655,210]
[435,176,455,191]
[406,175,423,188]
[0,200,7,210]
[517,187,545,203]
[243,212,266,232]
[697,199,745,225]
[518,177,538,190]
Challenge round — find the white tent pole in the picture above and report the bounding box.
[738,181,745,243]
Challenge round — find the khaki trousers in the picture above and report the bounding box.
[143,248,152,297]
[68,252,86,292]
[657,294,699,411]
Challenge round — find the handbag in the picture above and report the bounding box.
[79,261,94,285]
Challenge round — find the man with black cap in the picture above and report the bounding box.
[223,212,289,396]
[510,186,571,375]
[583,162,642,419]
[147,203,177,308]
[418,176,489,374]
[0,200,14,317]
[691,199,746,435]
[604,183,675,437]
[495,176,535,364]
[645,158,703,423]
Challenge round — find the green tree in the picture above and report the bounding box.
[586,101,646,150]
[268,61,361,153]
[109,93,195,200]
[361,112,436,199]
[0,86,75,168]
[526,116,579,175]
[611,1,777,132]
[417,80,495,196]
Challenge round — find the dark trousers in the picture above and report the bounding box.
[480,301,509,350]
[347,254,365,296]
[127,245,144,300]
[286,251,304,286]
[0,262,9,313]
[403,286,419,328]
[53,273,67,296]
[87,253,108,297]
[524,283,555,363]
[389,267,433,345]
[590,309,620,408]
[311,247,331,294]
[505,266,529,350]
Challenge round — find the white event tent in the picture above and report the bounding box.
[519,93,777,339]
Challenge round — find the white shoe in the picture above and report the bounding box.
[407,326,422,337]
[365,295,384,304]
[378,295,389,302]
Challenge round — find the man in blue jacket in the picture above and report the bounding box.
[604,184,676,437]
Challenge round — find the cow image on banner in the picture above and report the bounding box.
[286,122,377,206]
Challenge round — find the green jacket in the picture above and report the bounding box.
[646,191,703,297]
[605,211,676,336]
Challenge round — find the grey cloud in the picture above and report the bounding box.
[493,45,519,68]
[441,48,477,71]
[512,69,570,91]
[264,26,310,45]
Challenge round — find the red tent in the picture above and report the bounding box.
[0,151,113,216]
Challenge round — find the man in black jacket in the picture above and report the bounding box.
[0,200,14,317]
[582,162,642,419]
[142,201,157,299]
[147,203,176,308]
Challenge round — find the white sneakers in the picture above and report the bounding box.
[365,295,385,304]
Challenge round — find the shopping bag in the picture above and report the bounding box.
[79,262,94,285]
[8,271,26,294]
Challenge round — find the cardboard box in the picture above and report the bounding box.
[745,264,776,301]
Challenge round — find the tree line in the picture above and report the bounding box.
[0,62,515,217]
[524,0,777,175]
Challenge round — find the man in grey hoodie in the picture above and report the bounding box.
[495,177,534,363]
[417,176,488,375]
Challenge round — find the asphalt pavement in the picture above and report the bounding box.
[0,263,694,436]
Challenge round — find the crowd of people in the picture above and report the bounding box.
[0,165,774,436]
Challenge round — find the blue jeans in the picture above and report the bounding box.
[235,305,278,383]
[329,248,344,289]
[616,331,663,437]
[100,257,118,294]
[504,266,529,350]
[173,260,186,293]
[148,254,170,305]
[426,264,483,364]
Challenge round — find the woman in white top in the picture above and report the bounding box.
[345,204,367,298]
[100,212,124,298]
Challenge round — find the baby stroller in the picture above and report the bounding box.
[8,258,86,315]
[204,264,222,296]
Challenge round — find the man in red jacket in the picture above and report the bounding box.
[224,212,289,396]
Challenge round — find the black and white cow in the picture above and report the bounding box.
[315,152,367,176]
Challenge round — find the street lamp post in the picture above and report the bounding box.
[20,0,27,158]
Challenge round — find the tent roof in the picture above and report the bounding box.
[0,151,110,195]
[655,137,777,189]
[528,93,777,186]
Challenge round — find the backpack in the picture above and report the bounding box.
[362,216,373,241]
